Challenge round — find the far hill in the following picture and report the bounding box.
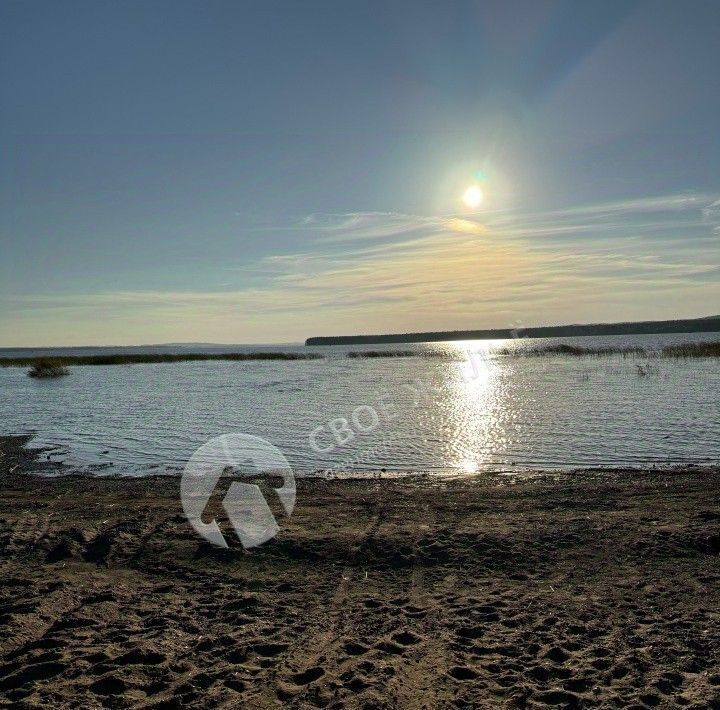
[305,316,720,346]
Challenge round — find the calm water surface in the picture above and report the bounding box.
[1,333,718,476]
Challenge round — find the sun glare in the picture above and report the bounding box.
[462,184,483,209]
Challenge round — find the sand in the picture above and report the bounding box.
[0,435,719,708]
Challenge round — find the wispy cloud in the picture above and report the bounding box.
[307,211,487,243]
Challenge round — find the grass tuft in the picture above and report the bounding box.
[27,358,70,378]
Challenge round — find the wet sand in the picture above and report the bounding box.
[1,435,719,708]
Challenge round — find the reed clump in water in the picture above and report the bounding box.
[636,363,660,377]
[347,350,417,358]
[496,344,647,357]
[4,341,718,369]
[27,358,70,378]
[660,342,720,358]
[2,352,325,368]
[496,341,720,358]
[347,350,452,359]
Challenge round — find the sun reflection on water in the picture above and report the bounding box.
[443,340,509,474]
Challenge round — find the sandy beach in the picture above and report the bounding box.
[0,435,719,709]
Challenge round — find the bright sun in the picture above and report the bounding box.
[462,184,483,209]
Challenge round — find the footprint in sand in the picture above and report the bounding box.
[291,666,325,685]
[252,642,289,658]
[391,630,421,646]
[343,641,370,656]
[448,665,479,681]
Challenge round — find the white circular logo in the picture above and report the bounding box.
[181,433,295,549]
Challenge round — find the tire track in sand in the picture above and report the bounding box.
[384,502,456,710]
[266,504,384,705]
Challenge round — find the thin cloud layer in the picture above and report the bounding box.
[2,192,718,345]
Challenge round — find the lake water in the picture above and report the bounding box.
[1,333,718,477]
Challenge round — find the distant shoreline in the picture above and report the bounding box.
[305,315,720,346]
[1,336,719,369]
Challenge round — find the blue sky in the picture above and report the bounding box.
[1,0,718,345]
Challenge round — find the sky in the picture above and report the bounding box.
[1,0,719,346]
